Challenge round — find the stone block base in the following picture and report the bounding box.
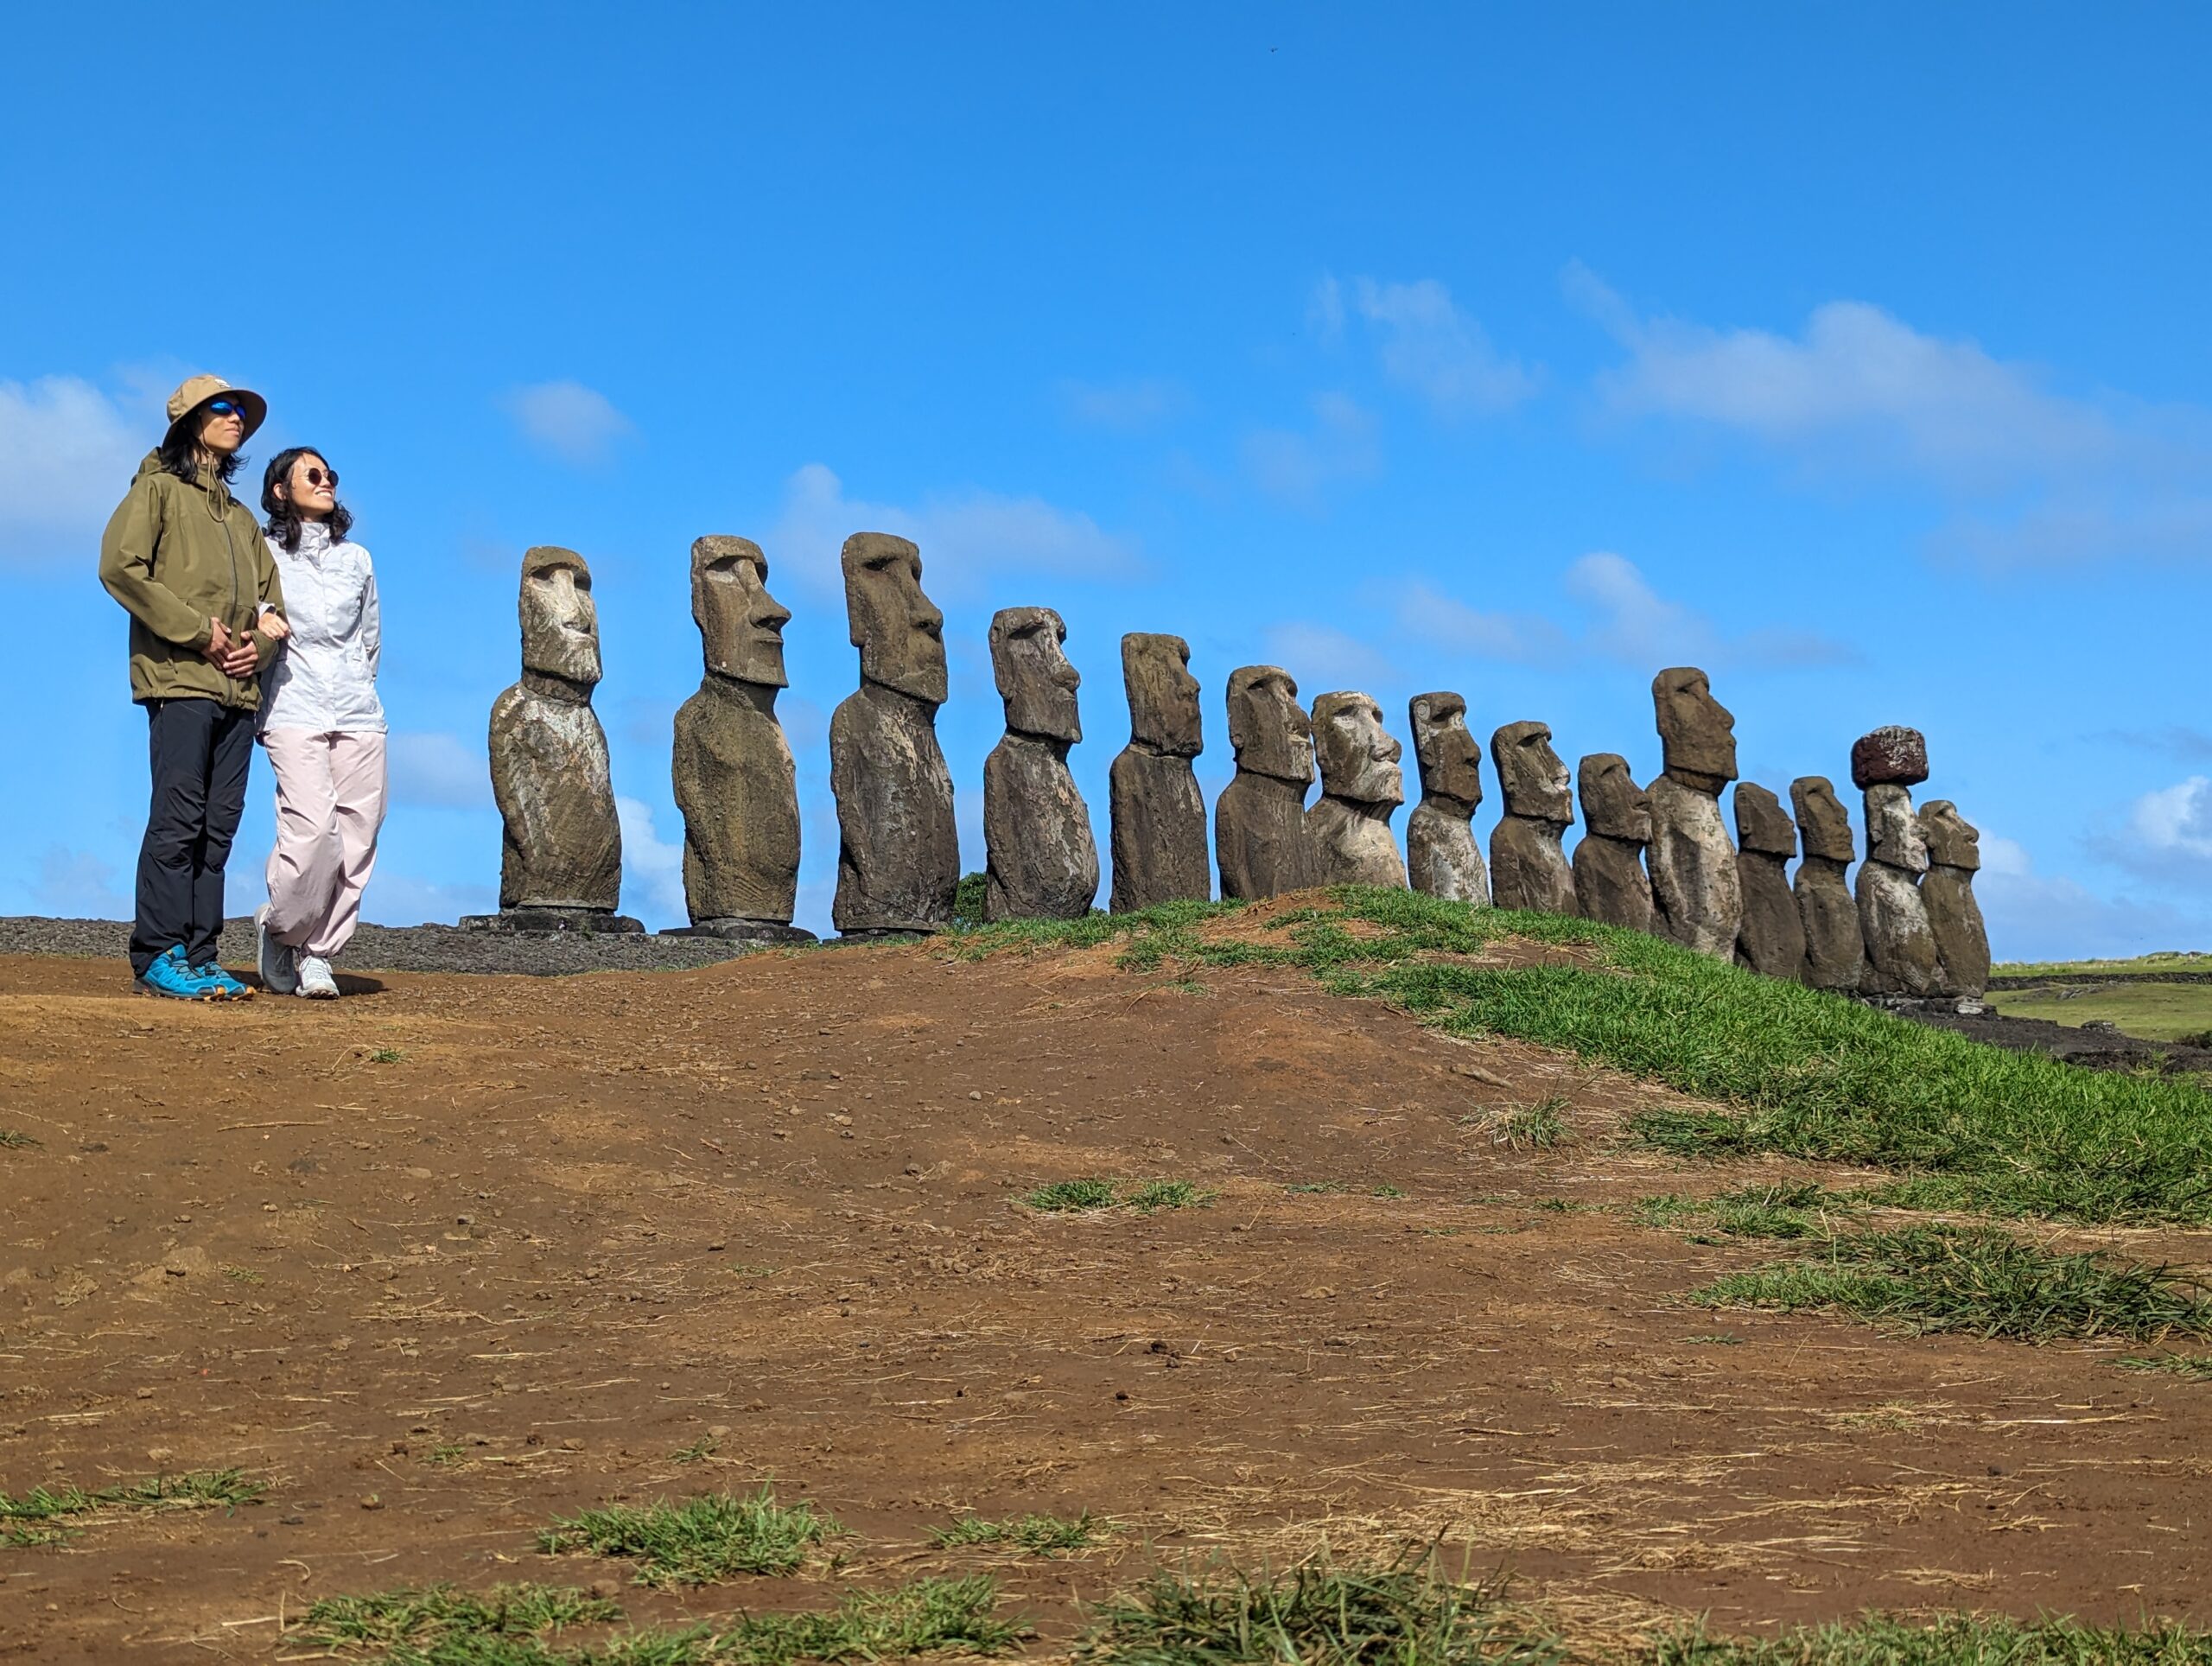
[459,908,645,935]
[660,919,817,944]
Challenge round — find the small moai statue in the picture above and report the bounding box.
[1215,665,1316,900]
[1573,754,1654,933]
[1109,634,1208,912]
[982,607,1099,921]
[467,545,640,932]
[829,532,958,938]
[1733,783,1806,980]
[666,537,813,943]
[1406,692,1488,904]
[1790,777,1865,994]
[1920,799,1992,1000]
[1648,667,1744,958]
[1306,692,1408,887]
[1852,726,1941,996]
[1488,721,1576,914]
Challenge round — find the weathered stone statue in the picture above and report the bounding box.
[1109,633,1208,912]
[468,545,640,932]
[1488,721,1576,915]
[1216,665,1316,900]
[1920,799,1992,1000]
[1573,754,1654,933]
[1405,693,1487,904]
[1733,783,1806,980]
[982,607,1098,921]
[1647,667,1743,958]
[1853,728,1939,996]
[1306,692,1408,887]
[1789,777,1865,993]
[666,537,812,943]
[829,532,957,938]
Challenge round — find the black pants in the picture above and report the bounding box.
[130,698,256,976]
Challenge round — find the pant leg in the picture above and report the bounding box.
[261,728,343,949]
[187,706,256,967]
[131,699,217,977]
[303,732,388,957]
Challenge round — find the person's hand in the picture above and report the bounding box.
[201,617,234,669]
[257,610,291,642]
[219,635,261,677]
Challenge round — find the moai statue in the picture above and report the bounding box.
[1406,692,1487,905]
[1790,777,1865,994]
[1573,754,1654,933]
[1488,722,1576,915]
[829,532,957,937]
[983,607,1098,921]
[1109,634,1208,912]
[1733,783,1806,980]
[1215,665,1316,900]
[1306,692,1408,887]
[468,546,639,932]
[1648,667,1743,958]
[1920,799,1991,1001]
[1853,727,1940,997]
[666,537,813,943]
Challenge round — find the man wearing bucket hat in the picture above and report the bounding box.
[99,375,288,1000]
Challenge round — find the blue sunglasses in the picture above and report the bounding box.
[205,399,245,416]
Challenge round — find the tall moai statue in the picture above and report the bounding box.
[667,537,812,943]
[829,532,958,938]
[1853,726,1940,996]
[1306,692,1408,887]
[1789,777,1865,993]
[1216,665,1316,900]
[1488,722,1576,914]
[1920,799,1991,1001]
[469,545,640,932]
[1648,668,1743,958]
[1733,784,1807,980]
[983,607,1098,921]
[1406,692,1488,904]
[1109,633,1208,912]
[1573,754,1654,933]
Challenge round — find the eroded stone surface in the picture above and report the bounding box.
[1654,666,1739,796]
[1921,799,1991,999]
[983,607,1097,921]
[1216,665,1315,900]
[1573,754,1653,933]
[1858,783,1939,996]
[1647,669,1742,957]
[1732,783,1805,980]
[1852,726,1930,791]
[1789,776,1863,992]
[1110,634,1208,912]
[1791,775,1857,865]
[1306,691,1407,887]
[1488,722,1574,914]
[1406,692,1487,905]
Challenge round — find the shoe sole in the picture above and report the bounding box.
[137,981,219,1002]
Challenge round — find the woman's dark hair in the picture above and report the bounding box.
[157,411,245,488]
[260,447,355,553]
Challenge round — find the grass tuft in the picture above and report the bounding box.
[1025,1179,1214,1214]
[2116,1353,2212,1381]
[537,1485,843,1587]
[1651,1609,2212,1665]
[1025,1179,1121,1212]
[932,1510,1108,1555]
[292,1581,621,1650]
[0,1468,263,1522]
[1484,1095,1573,1151]
[0,1129,39,1149]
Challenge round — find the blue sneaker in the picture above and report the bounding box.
[137,945,216,1002]
[193,962,254,1002]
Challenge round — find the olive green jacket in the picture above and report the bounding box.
[99,451,287,708]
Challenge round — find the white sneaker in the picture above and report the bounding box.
[256,905,298,996]
[296,955,340,1000]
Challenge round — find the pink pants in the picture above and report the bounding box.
[261,729,388,957]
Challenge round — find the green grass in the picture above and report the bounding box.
[1988,980,2212,1044]
[1285,1181,1347,1195]
[1996,951,2211,980]
[1025,1179,1122,1212]
[1691,1224,2212,1342]
[1652,1610,2212,1665]
[0,1129,38,1149]
[1482,1095,1573,1151]
[368,1046,404,1064]
[2115,1353,2212,1381]
[1024,1178,1215,1214]
[1636,1182,1859,1241]
[537,1485,844,1587]
[0,1468,263,1523]
[932,1510,1107,1555]
[292,1582,621,1652]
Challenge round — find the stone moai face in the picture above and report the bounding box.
[520,545,601,686]
[1409,692,1482,809]
[1653,666,1738,792]
[1225,665,1313,785]
[1919,799,1982,871]
[691,535,790,688]
[1578,754,1650,842]
[1491,722,1573,824]
[1313,692,1403,806]
[1790,776,1856,863]
[1864,784,1929,874]
[1122,633,1201,756]
[1733,782,1798,858]
[1852,726,1929,790]
[990,607,1081,742]
[842,531,947,705]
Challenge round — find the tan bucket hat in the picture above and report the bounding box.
[164,373,267,442]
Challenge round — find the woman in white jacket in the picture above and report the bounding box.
[252,448,387,998]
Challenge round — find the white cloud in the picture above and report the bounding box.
[2093,776,2212,887]
[616,795,688,927]
[1975,828,2212,962]
[1242,392,1380,508]
[1345,277,1539,416]
[0,376,149,567]
[1057,377,1186,430]
[1262,622,1393,689]
[502,380,634,466]
[387,731,491,810]
[363,872,495,927]
[1392,582,1569,665]
[35,846,127,919]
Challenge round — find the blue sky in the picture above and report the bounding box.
[5,3,2209,957]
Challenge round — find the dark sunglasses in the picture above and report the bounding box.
[303,466,339,488]
[205,399,245,417]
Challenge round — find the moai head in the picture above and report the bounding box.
[1653,666,1738,794]
[1225,665,1313,785]
[1578,754,1650,843]
[1122,633,1201,757]
[842,531,947,705]
[1312,691,1404,807]
[1864,784,1929,874]
[1408,692,1482,810]
[520,545,601,688]
[989,607,1081,743]
[690,535,790,688]
[1733,782,1798,858]
[1919,799,1982,872]
[1790,776,1856,863]
[1491,722,1573,825]
[1851,726,1930,791]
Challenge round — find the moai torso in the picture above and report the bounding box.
[1573,753,1654,934]
[1646,667,1742,957]
[1857,778,1940,996]
[1732,782,1806,980]
[1405,693,1487,905]
[982,607,1098,921]
[1215,666,1316,900]
[1488,721,1576,915]
[1920,799,1991,999]
[1790,777,1865,993]
[1109,634,1209,911]
[1306,691,1408,887]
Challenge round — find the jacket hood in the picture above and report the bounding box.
[133,447,238,512]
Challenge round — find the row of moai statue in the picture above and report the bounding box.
[466,535,1989,1002]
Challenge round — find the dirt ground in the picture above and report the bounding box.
[5,920,2212,1661]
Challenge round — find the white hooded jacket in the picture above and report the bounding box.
[257,519,385,734]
